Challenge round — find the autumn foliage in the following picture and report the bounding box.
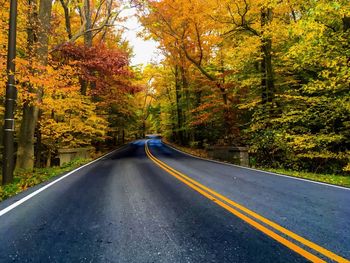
[139,0,350,174]
[0,0,143,169]
[0,0,349,176]
[58,43,136,94]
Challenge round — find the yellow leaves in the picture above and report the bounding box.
[238,99,260,110]
[286,133,345,154]
[226,35,261,69]
[298,151,343,160]
[286,134,317,151]
[344,163,350,172]
[142,0,223,67]
[39,91,109,150]
[14,55,81,101]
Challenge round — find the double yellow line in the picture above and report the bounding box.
[145,141,349,263]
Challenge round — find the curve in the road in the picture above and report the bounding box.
[145,140,349,263]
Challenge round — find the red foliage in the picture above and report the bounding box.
[58,43,140,95]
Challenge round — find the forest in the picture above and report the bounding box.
[139,0,350,175]
[0,0,349,179]
[0,0,147,173]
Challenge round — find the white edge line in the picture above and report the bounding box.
[0,145,128,217]
[161,140,350,191]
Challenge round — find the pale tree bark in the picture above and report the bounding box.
[79,0,92,95]
[55,0,115,47]
[59,0,115,94]
[84,0,92,46]
[17,0,52,170]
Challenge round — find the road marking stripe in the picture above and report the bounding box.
[0,146,128,217]
[163,141,350,191]
[145,141,349,263]
[147,145,346,262]
[145,144,324,262]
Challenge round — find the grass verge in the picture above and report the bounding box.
[263,168,350,188]
[163,140,350,188]
[0,158,91,202]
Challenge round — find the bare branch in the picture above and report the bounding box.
[91,0,106,28]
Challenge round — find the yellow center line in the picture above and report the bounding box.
[145,141,349,263]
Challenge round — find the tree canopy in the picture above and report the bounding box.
[138,0,350,174]
[0,0,349,175]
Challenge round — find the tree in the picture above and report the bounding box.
[0,1,142,170]
[16,0,53,169]
[138,0,350,174]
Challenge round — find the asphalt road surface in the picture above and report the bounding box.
[0,138,349,262]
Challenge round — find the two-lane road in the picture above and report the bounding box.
[0,139,349,262]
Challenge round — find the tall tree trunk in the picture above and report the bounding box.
[46,151,51,168]
[180,65,189,144]
[174,66,184,144]
[164,84,177,141]
[17,104,40,169]
[79,77,88,95]
[194,89,203,146]
[26,0,37,59]
[79,0,92,95]
[59,0,72,39]
[35,110,42,167]
[84,0,92,46]
[16,0,52,170]
[37,0,52,64]
[261,8,274,105]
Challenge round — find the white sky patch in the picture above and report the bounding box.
[120,7,162,66]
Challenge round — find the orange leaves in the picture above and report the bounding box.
[141,0,221,66]
[191,95,224,126]
[14,55,80,106]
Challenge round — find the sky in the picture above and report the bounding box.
[120,8,162,66]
